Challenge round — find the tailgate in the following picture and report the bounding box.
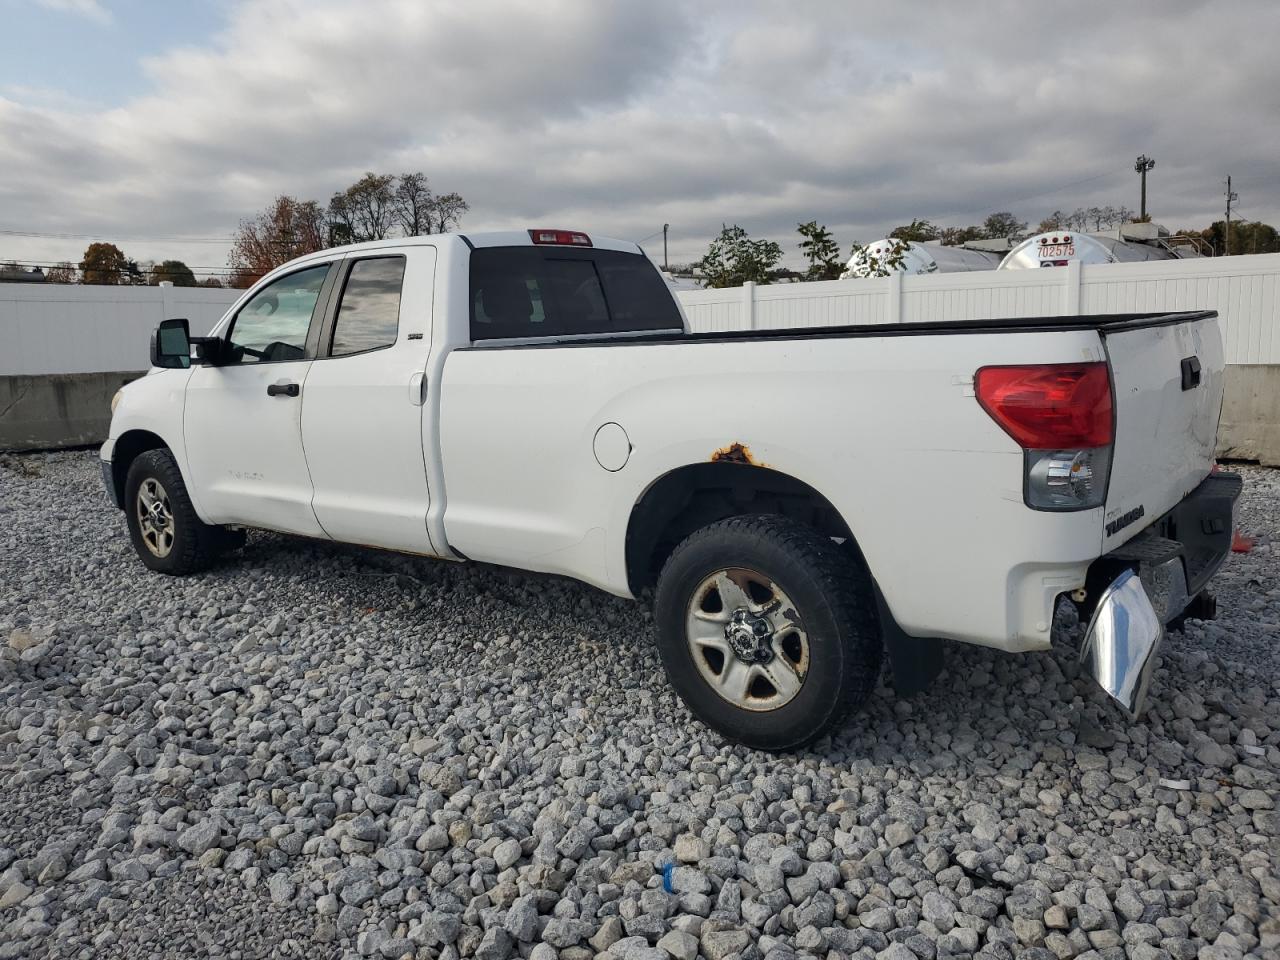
[1102,312,1225,551]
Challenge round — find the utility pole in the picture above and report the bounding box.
[1224,176,1237,256]
[662,224,669,271]
[1134,155,1155,220]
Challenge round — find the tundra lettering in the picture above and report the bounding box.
[1105,505,1146,537]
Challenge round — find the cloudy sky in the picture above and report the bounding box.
[2,0,1279,277]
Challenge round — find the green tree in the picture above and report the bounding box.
[123,259,147,285]
[796,220,843,280]
[1186,220,1280,256]
[982,211,1028,240]
[149,260,198,286]
[888,219,939,242]
[79,242,129,284]
[939,225,986,246]
[696,225,783,288]
[845,238,911,278]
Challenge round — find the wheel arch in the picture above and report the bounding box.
[109,429,171,509]
[624,461,859,595]
[624,460,945,697]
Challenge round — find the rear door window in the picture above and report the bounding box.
[469,247,680,341]
[329,256,406,357]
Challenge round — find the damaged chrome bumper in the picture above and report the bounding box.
[1079,471,1242,715]
[1080,569,1164,715]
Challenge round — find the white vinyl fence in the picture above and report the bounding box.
[676,253,1280,366]
[4,253,1278,375]
[1,284,240,376]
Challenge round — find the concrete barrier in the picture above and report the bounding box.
[1219,365,1280,466]
[0,371,143,451]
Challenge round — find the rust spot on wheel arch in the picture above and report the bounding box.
[710,442,765,466]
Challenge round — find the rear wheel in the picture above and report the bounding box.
[124,449,221,575]
[654,515,882,751]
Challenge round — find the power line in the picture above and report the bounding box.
[0,227,235,243]
[0,257,231,273]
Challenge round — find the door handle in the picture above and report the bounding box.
[267,381,300,398]
[1180,356,1201,391]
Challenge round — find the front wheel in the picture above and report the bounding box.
[124,449,221,575]
[653,515,882,751]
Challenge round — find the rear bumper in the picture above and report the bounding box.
[1079,471,1242,714]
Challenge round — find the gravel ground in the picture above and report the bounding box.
[0,451,1276,960]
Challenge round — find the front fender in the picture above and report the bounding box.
[105,368,205,519]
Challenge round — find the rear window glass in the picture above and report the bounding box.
[469,247,681,341]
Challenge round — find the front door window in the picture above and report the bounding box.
[225,264,330,363]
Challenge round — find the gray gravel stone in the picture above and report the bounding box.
[1,452,1278,960]
[176,819,221,857]
[658,928,699,960]
[702,928,750,960]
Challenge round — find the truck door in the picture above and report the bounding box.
[299,247,439,554]
[184,261,336,537]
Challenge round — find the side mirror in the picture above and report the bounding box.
[151,318,191,369]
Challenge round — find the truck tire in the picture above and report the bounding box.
[653,514,882,751]
[124,449,220,576]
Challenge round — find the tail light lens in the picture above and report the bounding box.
[976,363,1114,511]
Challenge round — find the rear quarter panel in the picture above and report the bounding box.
[439,327,1110,650]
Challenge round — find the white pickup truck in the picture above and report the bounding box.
[102,229,1241,750]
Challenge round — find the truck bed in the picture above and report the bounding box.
[460,310,1218,350]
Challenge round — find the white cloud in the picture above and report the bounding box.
[3,0,1279,271]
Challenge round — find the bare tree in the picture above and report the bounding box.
[428,192,470,234]
[328,173,397,243]
[45,261,78,283]
[392,172,434,236]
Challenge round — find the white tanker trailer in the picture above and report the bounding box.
[998,223,1203,269]
[841,239,1002,278]
[843,223,1204,278]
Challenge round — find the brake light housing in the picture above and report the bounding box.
[976,362,1114,511]
[529,229,592,247]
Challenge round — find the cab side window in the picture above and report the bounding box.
[226,264,331,364]
[329,256,406,357]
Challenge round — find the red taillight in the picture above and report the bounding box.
[975,363,1113,449]
[529,229,592,247]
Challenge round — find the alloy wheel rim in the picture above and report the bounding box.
[136,478,175,558]
[685,567,809,712]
